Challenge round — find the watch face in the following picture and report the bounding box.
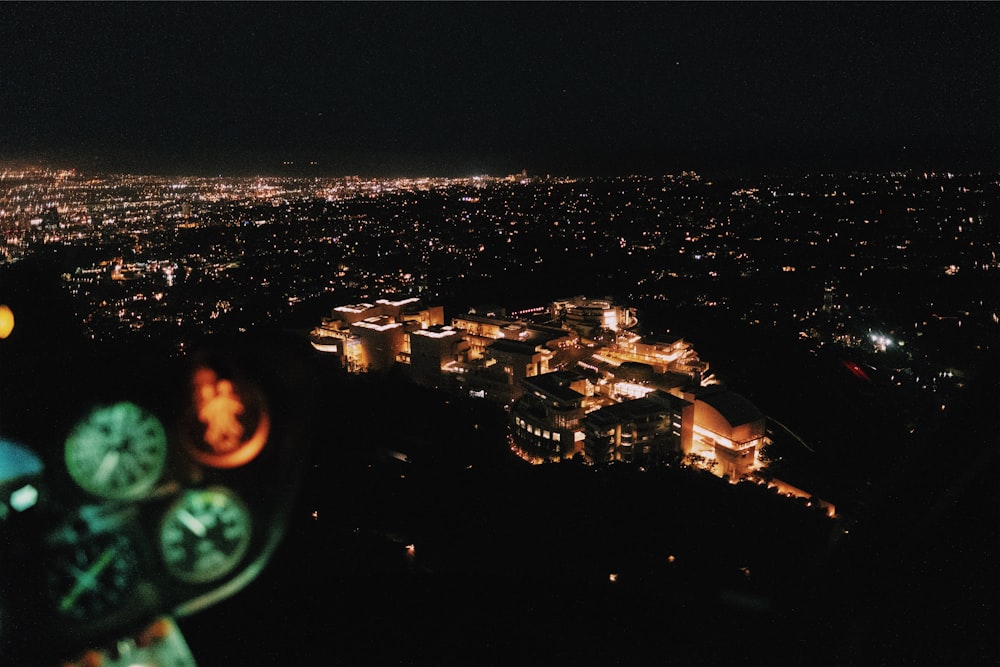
[64,402,169,500]
[48,531,139,622]
[159,487,252,584]
[184,366,270,469]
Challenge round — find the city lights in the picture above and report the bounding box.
[868,331,894,352]
[0,1,993,663]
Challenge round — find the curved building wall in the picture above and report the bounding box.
[510,399,584,462]
[691,399,766,478]
[511,414,581,462]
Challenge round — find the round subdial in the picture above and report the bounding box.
[64,401,168,501]
[47,531,140,622]
[159,487,252,584]
[185,366,270,469]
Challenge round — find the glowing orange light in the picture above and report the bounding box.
[0,305,14,339]
[186,367,269,468]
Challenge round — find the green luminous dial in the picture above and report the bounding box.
[159,487,252,584]
[64,401,168,500]
[48,531,139,622]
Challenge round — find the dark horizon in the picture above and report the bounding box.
[12,140,994,181]
[1,3,997,179]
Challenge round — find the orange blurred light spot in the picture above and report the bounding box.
[187,366,269,468]
[0,304,14,339]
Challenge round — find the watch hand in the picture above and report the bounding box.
[59,545,117,612]
[92,450,120,484]
[112,402,130,438]
[178,509,207,537]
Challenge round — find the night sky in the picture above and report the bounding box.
[1,2,997,177]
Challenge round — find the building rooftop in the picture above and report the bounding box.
[522,370,586,404]
[453,312,519,327]
[554,295,617,308]
[411,325,460,339]
[640,333,685,347]
[613,361,655,382]
[335,303,376,314]
[585,391,689,426]
[694,387,764,426]
[376,297,420,308]
[649,372,692,391]
[488,338,543,355]
[352,316,402,332]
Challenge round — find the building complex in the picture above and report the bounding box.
[310,294,768,481]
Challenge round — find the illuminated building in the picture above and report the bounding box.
[451,313,514,359]
[451,312,575,359]
[470,338,553,403]
[379,297,444,329]
[550,295,637,339]
[604,361,658,396]
[313,299,566,382]
[488,338,551,380]
[604,333,711,384]
[510,370,593,462]
[685,387,767,479]
[450,311,575,400]
[582,390,693,466]
[309,296,443,373]
[349,316,406,372]
[332,298,443,328]
[409,325,470,383]
[309,317,344,352]
[312,293,765,478]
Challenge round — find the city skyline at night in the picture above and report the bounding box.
[0,3,997,667]
[0,161,995,666]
